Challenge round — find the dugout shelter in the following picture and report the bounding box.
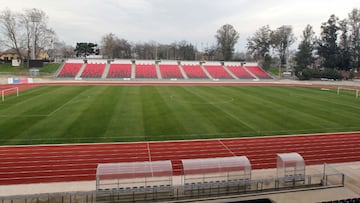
[96,160,172,191]
[276,152,306,182]
[181,156,251,185]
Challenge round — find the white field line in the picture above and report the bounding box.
[217,139,236,156]
[169,95,235,104]
[0,91,87,118]
[46,95,85,117]
[147,142,152,162]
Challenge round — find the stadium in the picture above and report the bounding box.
[0,58,360,203]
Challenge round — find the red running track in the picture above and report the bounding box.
[0,84,39,96]
[0,132,359,185]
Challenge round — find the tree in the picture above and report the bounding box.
[0,8,57,64]
[247,25,272,60]
[246,25,273,68]
[215,24,239,61]
[53,41,74,58]
[133,42,157,60]
[348,8,360,71]
[271,25,295,69]
[295,25,316,74]
[338,19,351,70]
[100,33,131,59]
[177,40,196,60]
[317,14,340,69]
[21,8,57,60]
[203,45,220,61]
[74,42,97,57]
[0,9,23,60]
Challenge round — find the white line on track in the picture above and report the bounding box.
[217,139,236,156]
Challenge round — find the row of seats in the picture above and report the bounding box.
[182,65,208,78]
[57,63,83,77]
[160,64,184,79]
[107,64,132,78]
[247,66,272,79]
[228,66,255,79]
[135,64,158,78]
[204,65,233,79]
[184,178,251,190]
[98,184,173,193]
[57,63,272,79]
[80,64,106,78]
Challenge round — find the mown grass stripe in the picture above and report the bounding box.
[1,85,360,145]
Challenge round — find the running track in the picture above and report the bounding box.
[0,132,359,185]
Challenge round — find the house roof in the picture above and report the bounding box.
[1,48,27,55]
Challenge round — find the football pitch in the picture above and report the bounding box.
[1,85,360,145]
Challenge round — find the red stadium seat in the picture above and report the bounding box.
[227,66,255,79]
[135,64,158,78]
[203,65,233,79]
[81,63,106,78]
[159,64,184,79]
[246,66,272,79]
[107,64,132,78]
[182,65,209,79]
[57,63,83,78]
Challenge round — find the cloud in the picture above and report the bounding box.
[0,0,359,52]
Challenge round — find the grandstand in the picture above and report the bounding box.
[55,59,273,81]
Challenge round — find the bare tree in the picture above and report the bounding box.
[177,40,196,60]
[100,33,116,58]
[247,25,272,61]
[100,33,132,59]
[20,9,32,61]
[22,8,57,59]
[203,45,221,61]
[271,25,296,69]
[53,41,74,59]
[0,9,24,60]
[0,8,57,64]
[133,42,152,59]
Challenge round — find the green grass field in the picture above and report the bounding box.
[1,85,360,145]
[0,62,60,74]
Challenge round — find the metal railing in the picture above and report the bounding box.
[0,167,344,203]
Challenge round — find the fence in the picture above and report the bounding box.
[0,164,344,203]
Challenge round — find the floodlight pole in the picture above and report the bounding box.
[30,14,40,60]
[155,42,158,60]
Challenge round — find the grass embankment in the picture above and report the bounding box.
[0,62,60,75]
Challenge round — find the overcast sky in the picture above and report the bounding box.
[1,0,359,52]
